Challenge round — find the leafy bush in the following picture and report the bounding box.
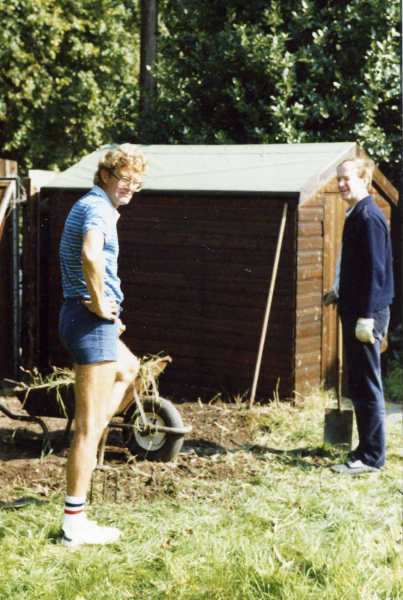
[1,0,400,186]
[136,0,400,184]
[383,325,403,404]
[0,0,140,172]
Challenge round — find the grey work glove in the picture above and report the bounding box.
[355,318,375,344]
[324,290,338,307]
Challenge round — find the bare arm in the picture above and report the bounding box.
[81,230,117,321]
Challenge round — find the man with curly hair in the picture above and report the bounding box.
[58,144,147,545]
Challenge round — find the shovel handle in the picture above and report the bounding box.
[337,316,343,411]
[249,203,288,408]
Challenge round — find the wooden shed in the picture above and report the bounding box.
[33,143,397,400]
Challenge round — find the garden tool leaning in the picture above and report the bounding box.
[324,316,354,449]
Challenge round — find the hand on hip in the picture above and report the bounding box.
[81,297,118,321]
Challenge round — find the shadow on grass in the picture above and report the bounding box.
[182,439,341,469]
[0,496,48,509]
[182,439,229,457]
[0,427,73,461]
[247,443,340,469]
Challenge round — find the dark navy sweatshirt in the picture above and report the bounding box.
[338,195,394,318]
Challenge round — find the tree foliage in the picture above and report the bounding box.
[0,0,140,171]
[0,0,400,185]
[136,0,400,184]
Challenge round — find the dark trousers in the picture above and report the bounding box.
[341,307,390,468]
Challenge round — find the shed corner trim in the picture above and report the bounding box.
[298,143,357,205]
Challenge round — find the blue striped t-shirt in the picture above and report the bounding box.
[59,185,123,305]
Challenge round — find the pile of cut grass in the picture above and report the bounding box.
[0,389,401,600]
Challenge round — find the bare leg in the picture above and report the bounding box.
[105,339,140,422]
[66,361,117,497]
[66,341,139,497]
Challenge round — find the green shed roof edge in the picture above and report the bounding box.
[40,142,398,205]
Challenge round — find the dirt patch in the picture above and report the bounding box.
[0,395,259,503]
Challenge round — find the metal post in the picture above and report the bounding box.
[400,0,403,356]
[12,182,19,378]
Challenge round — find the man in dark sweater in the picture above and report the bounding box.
[324,157,394,475]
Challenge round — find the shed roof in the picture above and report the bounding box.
[42,142,397,204]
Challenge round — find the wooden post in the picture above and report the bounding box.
[139,0,158,115]
[0,159,17,178]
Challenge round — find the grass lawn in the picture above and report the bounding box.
[0,390,401,600]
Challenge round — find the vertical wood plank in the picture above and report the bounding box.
[0,159,18,177]
[321,191,346,386]
[294,194,324,396]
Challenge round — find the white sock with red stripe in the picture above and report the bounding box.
[62,495,86,532]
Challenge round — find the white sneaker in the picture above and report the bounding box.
[60,515,122,547]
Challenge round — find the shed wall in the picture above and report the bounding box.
[294,193,324,394]
[41,190,298,400]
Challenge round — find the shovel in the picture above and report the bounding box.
[324,317,354,449]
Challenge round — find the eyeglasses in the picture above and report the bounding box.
[111,172,142,191]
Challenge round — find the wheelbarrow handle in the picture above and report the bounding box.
[3,378,30,390]
[110,421,193,435]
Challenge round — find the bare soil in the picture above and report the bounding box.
[0,395,260,504]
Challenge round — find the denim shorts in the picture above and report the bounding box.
[59,299,119,365]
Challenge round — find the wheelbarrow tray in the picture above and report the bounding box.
[14,383,75,420]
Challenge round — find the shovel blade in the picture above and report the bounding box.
[324,408,354,449]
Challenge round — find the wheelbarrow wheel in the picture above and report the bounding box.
[122,397,184,462]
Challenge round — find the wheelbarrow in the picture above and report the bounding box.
[0,356,192,464]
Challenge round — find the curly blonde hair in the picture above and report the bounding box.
[337,157,375,190]
[94,144,148,186]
